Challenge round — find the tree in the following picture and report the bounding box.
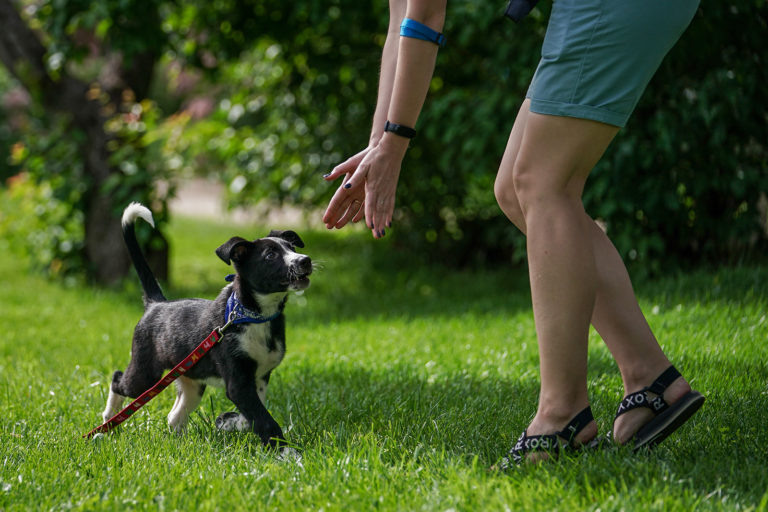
[0,0,167,283]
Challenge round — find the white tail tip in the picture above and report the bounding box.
[122,202,155,228]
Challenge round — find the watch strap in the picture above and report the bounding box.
[384,120,416,139]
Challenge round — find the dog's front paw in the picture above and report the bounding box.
[215,412,250,432]
[255,419,285,448]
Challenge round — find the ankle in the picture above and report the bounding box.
[531,400,589,432]
[619,360,673,393]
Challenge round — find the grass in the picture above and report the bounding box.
[1,216,767,511]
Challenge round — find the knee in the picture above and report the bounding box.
[510,159,573,217]
[494,172,525,229]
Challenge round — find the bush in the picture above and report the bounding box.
[171,0,767,272]
[399,1,768,271]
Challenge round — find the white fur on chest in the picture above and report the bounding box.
[237,323,284,378]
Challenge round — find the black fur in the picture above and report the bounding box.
[105,203,311,447]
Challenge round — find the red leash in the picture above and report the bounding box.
[83,321,232,438]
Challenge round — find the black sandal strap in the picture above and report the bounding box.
[555,406,594,442]
[615,390,651,417]
[647,365,680,395]
[507,406,595,465]
[615,366,682,420]
[510,430,561,464]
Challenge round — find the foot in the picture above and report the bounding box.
[612,365,705,450]
[613,375,690,445]
[524,410,599,462]
[495,406,599,468]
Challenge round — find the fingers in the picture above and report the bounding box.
[322,183,352,227]
[335,198,364,228]
[366,196,393,239]
[322,145,398,238]
[323,173,367,228]
[351,202,365,224]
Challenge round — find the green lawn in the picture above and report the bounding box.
[1,216,767,511]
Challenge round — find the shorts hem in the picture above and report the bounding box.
[528,98,628,128]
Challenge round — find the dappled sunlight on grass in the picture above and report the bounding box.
[1,217,767,510]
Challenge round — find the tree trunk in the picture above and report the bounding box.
[0,0,166,284]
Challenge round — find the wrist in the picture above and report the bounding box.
[379,131,410,156]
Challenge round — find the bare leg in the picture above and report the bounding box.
[495,100,691,445]
[511,109,617,444]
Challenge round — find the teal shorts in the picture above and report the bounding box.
[527,0,700,127]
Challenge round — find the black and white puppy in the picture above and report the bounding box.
[101,202,312,447]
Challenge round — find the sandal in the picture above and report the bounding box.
[613,365,705,451]
[497,406,597,468]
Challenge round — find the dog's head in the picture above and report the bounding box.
[216,230,312,294]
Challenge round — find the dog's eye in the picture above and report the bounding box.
[265,250,278,261]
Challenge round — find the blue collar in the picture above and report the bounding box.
[224,274,282,325]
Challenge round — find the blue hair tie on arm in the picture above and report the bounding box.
[400,17,446,47]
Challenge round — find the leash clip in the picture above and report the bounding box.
[216,310,237,338]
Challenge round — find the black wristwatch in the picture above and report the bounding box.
[384,120,416,139]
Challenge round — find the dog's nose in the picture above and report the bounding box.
[296,255,312,274]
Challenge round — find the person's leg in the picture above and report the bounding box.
[509,109,617,444]
[586,221,692,443]
[495,100,692,445]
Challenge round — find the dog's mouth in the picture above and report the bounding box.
[286,269,312,291]
[288,275,311,291]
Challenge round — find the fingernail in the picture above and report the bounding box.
[322,173,331,178]
[381,229,386,236]
[344,183,351,189]
[387,222,392,228]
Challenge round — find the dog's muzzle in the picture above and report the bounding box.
[287,256,313,291]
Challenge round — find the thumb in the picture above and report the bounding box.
[323,148,369,181]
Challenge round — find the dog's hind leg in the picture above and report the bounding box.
[106,361,162,423]
[102,371,127,423]
[167,376,206,433]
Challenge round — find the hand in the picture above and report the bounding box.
[322,147,369,230]
[323,138,406,239]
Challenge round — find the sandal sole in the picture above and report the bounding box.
[633,390,705,451]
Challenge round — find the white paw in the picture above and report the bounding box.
[215,412,250,432]
[277,447,303,465]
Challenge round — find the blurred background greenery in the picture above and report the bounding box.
[1,0,766,283]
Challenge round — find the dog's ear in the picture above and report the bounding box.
[268,230,305,249]
[216,237,252,265]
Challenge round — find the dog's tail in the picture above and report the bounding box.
[122,202,166,303]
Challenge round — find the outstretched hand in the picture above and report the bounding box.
[322,147,369,231]
[322,142,404,239]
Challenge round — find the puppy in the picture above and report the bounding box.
[101,202,312,447]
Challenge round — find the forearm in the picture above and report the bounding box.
[381,0,446,155]
[369,0,407,147]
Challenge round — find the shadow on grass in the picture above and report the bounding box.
[265,353,767,500]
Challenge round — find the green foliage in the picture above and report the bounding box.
[0,108,86,278]
[157,0,389,208]
[0,171,85,279]
[3,0,766,277]
[0,69,22,182]
[38,0,165,68]
[0,86,171,276]
[584,1,768,274]
[156,0,767,271]
[154,42,346,207]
